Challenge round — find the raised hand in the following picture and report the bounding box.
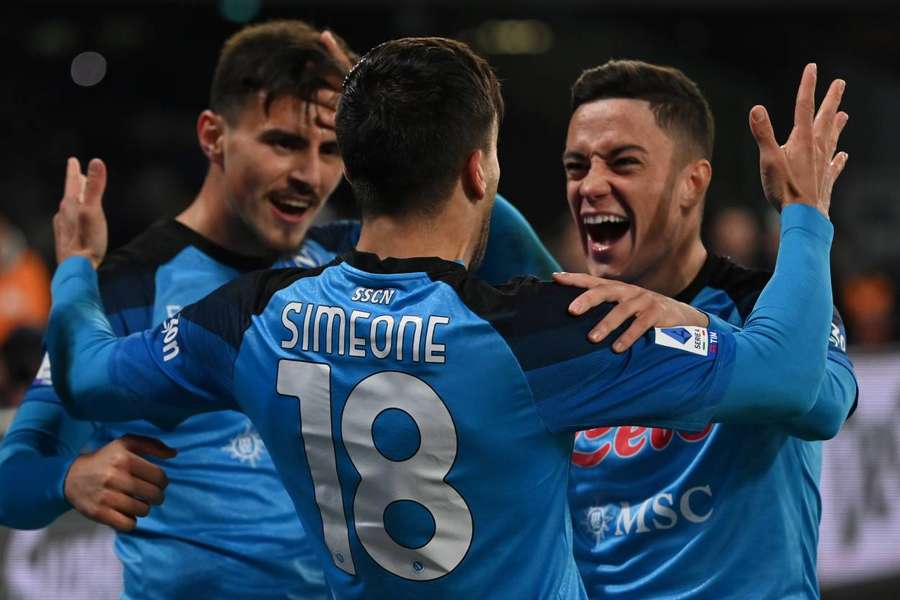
[313,30,357,130]
[64,434,177,532]
[554,272,709,352]
[749,64,849,217]
[53,157,108,268]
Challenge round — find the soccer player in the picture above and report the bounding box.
[559,60,857,598]
[0,22,559,599]
[48,38,845,598]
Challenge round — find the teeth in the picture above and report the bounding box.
[583,214,628,225]
[276,198,311,209]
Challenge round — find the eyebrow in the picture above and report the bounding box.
[562,144,649,163]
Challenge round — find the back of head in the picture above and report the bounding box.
[336,37,504,219]
[210,20,356,123]
[571,59,714,162]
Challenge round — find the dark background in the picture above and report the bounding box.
[1,1,899,597]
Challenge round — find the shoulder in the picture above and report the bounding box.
[430,271,615,370]
[703,255,772,320]
[97,221,193,313]
[180,263,333,350]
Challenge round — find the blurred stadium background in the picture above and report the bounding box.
[0,1,898,598]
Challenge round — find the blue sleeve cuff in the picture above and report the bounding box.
[780,204,833,245]
[51,256,96,296]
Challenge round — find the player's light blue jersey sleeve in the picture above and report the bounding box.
[47,259,242,428]
[477,194,561,282]
[0,389,94,528]
[780,307,857,439]
[524,204,834,433]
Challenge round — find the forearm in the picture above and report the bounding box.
[48,257,130,420]
[780,358,857,439]
[715,204,833,422]
[0,398,94,528]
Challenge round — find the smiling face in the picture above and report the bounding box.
[564,98,688,284]
[219,93,343,255]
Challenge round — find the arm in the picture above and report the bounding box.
[527,205,835,433]
[779,311,857,440]
[0,389,93,529]
[47,257,240,428]
[476,194,561,283]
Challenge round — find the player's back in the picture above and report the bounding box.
[214,250,587,598]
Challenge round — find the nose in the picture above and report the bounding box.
[579,159,612,206]
[288,149,322,193]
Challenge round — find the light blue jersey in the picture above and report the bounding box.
[568,255,858,599]
[48,205,838,598]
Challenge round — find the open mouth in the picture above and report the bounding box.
[583,214,631,248]
[269,194,316,221]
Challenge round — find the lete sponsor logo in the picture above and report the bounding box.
[583,485,714,542]
[572,424,714,467]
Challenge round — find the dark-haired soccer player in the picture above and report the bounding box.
[560,60,857,598]
[0,22,558,599]
[48,38,843,598]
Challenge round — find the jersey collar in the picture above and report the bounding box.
[342,250,468,276]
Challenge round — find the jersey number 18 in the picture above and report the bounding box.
[277,360,473,581]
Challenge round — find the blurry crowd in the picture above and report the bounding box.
[0,217,49,410]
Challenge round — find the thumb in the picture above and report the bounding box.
[120,434,178,459]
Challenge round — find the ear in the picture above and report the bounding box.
[197,110,226,166]
[678,158,712,210]
[461,149,487,202]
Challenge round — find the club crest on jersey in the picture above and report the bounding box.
[654,326,714,356]
[221,423,266,467]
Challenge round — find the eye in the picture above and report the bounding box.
[564,162,587,178]
[320,142,340,157]
[613,156,641,169]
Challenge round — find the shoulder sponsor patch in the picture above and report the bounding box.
[654,326,711,356]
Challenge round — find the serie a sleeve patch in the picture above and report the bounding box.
[653,326,711,356]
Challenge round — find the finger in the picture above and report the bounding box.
[314,106,336,131]
[587,299,644,343]
[748,106,780,155]
[127,454,170,490]
[314,88,340,112]
[320,30,353,73]
[813,79,845,144]
[93,507,137,532]
[826,111,849,160]
[611,314,657,353]
[64,157,83,200]
[120,434,178,459]
[569,285,629,316]
[825,152,849,192]
[793,63,817,140]
[105,490,151,519]
[108,473,165,505]
[82,159,107,207]
[552,271,612,289]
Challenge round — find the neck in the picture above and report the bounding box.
[355,193,481,267]
[639,236,708,298]
[176,167,271,257]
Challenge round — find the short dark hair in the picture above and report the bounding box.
[336,37,504,218]
[210,20,356,123]
[571,60,714,160]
